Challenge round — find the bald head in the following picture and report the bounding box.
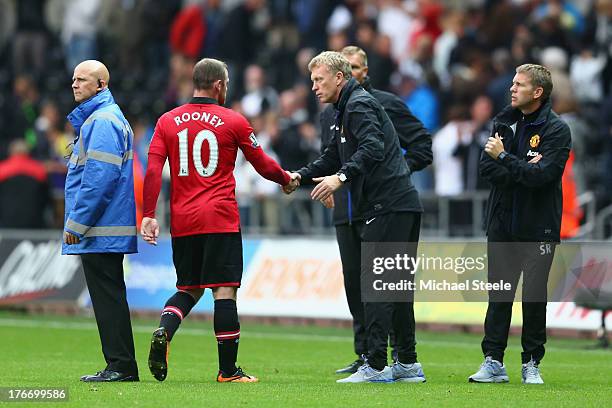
[72,60,110,103]
[76,60,110,84]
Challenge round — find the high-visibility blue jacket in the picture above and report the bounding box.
[62,89,137,254]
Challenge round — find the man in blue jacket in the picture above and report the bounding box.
[63,60,139,382]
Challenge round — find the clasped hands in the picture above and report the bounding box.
[485,132,542,163]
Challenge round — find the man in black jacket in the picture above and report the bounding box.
[469,64,571,385]
[319,46,432,374]
[286,51,426,383]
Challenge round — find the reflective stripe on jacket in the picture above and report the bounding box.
[62,88,137,254]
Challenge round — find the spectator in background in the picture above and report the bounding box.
[432,104,474,236]
[8,75,40,155]
[61,0,101,72]
[241,64,279,118]
[271,88,317,171]
[554,97,589,194]
[434,8,465,90]
[510,24,535,66]
[0,0,15,56]
[408,0,443,54]
[433,104,471,196]
[202,0,223,57]
[377,0,417,63]
[218,0,268,102]
[169,1,206,61]
[540,46,573,102]
[480,0,525,50]
[327,29,349,52]
[594,0,612,95]
[295,47,318,86]
[12,0,48,78]
[487,49,515,114]
[355,20,395,91]
[532,0,585,36]
[395,65,439,191]
[455,95,494,192]
[292,0,337,51]
[0,139,51,229]
[142,0,181,80]
[35,100,70,228]
[570,44,607,106]
[530,4,575,54]
[235,112,281,232]
[398,64,440,134]
[164,53,195,109]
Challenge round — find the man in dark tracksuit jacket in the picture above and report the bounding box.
[289,51,426,383]
[469,64,571,385]
[320,46,432,374]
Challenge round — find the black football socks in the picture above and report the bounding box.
[214,299,240,375]
[159,291,197,341]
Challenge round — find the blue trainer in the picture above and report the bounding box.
[337,358,393,383]
[391,361,426,383]
[468,356,509,383]
[522,359,544,384]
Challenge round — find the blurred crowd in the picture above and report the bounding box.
[1,0,612,234]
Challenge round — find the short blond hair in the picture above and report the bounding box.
[516,64,553,100]
[308,51,352,79]
[341,46,368,67]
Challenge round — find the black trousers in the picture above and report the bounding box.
[361,212,421,370]
[482,210,555,364]
[81,253,138,374]
[335,224,368,357]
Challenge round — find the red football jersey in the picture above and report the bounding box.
[143,97,290,236]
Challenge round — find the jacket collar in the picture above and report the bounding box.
[361,76,373,93]
[190,96,219,105]
[334,78,360,119]
[67,88,116,133]
[494,97,552,127]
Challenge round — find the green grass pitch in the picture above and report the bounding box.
[1,311,610,407]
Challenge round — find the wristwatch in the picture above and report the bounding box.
[336,172,348,183]
[497,151,508,161]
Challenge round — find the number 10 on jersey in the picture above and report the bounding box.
[177,128,219,177]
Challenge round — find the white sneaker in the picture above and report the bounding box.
[391,361,426,383]
[336,362,393,383]
[468,356,509,383]
[522,360,544,384]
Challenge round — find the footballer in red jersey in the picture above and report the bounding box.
[141,58,298,384]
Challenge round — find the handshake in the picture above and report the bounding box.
[281,171,341,209]
[282,171,301,194]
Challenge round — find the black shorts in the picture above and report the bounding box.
[171,232,243,290]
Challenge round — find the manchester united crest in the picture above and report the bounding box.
[529,134,540,148]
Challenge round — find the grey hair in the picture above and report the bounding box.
[308,51,352,79]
